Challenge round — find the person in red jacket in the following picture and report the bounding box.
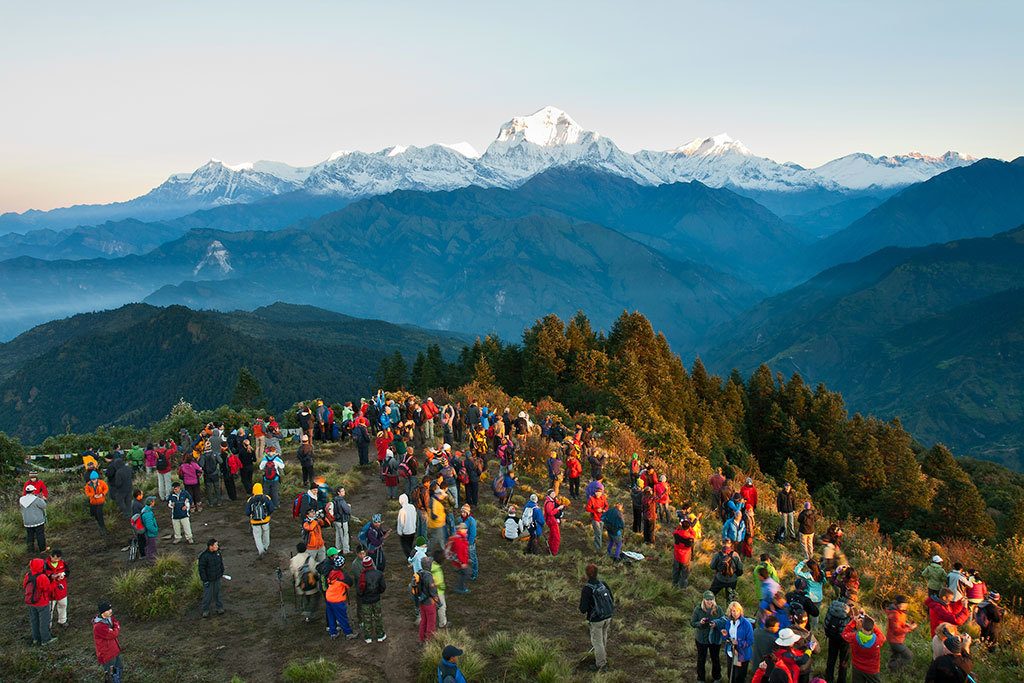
[543,490,565,556]
[841,612,885,682]
[740,478,758,516]
[448,523,471,593]
[93,600,123,683]
[885,595,918,671]
[672,516,696,588]
[45,549,69,629]
[23,471,49,499]
[566,452,583,500]
[654,475,671,523]
[24,557,55,646]
[925,588,969,636]
[585,489,610,553]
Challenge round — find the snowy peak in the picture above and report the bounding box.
[814,150,977,189]
[673,133,752,157]
[493,106,590,147]
[193,240,233,276]
[440,141,480,158]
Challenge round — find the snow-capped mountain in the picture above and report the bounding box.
[813,151,976,189]
[0,106,981,236]
[476,106,659,186]
[634,133,838,193]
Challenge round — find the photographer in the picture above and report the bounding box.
[841,610,885,683]
[692,591,724,683]
[302,507,328,563]
[365,513,390,570]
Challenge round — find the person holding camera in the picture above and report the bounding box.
[841,610,885,683]
[692,591,724,683]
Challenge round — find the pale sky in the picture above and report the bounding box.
[1,0,1021,213]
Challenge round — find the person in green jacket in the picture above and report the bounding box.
[127,443,145,475]
[140,496,159,564]
[431,550,448,629]
[755,553,780,583]
[692,591,724,683]
[921,555,947,600]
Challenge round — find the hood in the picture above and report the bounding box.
[252,483,263,495]
[19,493,38,508]
[399,493,409,506]
[29,557,45,574]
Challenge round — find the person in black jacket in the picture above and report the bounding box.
[925,635,973,682]
[106,456,134,518]
[786,577,820,621]
[978,591,1004,651]
[776,483,797,540]
[357,555,387,642]
[630,480,644,534]
[238,438,256,495]
[579,563,614,671]
[198,538,225,618]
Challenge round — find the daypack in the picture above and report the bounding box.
[249,497,269,522]
[130,512,145,532]
[156,450,169,471]
[718,552,736,578]
[24,572,40,604]
[298,557,318,592]
[384,458,399,477]
[263,459,278,480]
[589,581,614,621]
[975,603,991,629]
[316,559,333,592]
[357,520,373,548]
[292,493,304,519]
[227,454,242,475]
[492,476,507,498]
[824,600,851,638]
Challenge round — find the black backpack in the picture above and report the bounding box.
[589,581,614,621]
[823,599,851,638]
[156,450,168,470]
[249,497,269,521]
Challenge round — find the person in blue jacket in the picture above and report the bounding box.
[437,644,468,683]
[722,510,747,543]
[523,494,545,555]
[717,601,754,683]
[459,505,478,580]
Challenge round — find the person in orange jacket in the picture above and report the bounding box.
[84,470,109,534]
[885,595,918,672]
[302,508,327,562]
[585,489,610,553]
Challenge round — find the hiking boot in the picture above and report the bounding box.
[345,633,357,640]
[187,539,195,544]
[42,637,58,646]
[215,609,225,615]
[330,633,339,639]
[377,634,387,642]
[173,539,182,545]
[364,637,373,643]
[202,612,210,618]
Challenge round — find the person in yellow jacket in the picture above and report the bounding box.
[84,470,108,534]
[426,484,448,555]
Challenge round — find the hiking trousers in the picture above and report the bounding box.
[252,523,270,555]
[607,534,622,560]
[263,479,280,509]
[696,642,721,682]
[361,602,384,639]
[157,471,172,500]
[90,503,106,532]
[851,672,880,683]
[333,521,350,554]
[28,605,52,644]
[673,560,691,588]
[50,597,68,626]
[201,578,223,613]
[172,517,193,542]
[418,602,437,642]
[589,618,611,668]
[26,525,46,553]
[326,600,352,636]
[887,642,911,671]
[826,634,850,683]
[591,520,604,551]
[800,533,815,560]
[101,655,123,683]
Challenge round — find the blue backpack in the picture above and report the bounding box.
[357,520,373,548]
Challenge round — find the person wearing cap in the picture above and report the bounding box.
[366,513,389,570]
[437,644,468,683]
[139,496,159,564]
[357,555,387,643]
[921,555,947,600]
[787,602,819,678]
[297,433,315,489]
[976,591,1004,651]
[926,633,974,682]
[167,481,194,545]
[503,505,521,541]
[776,483,797,541]
[885,594,917,671]
[841,611,885,683]
[459,505,478,580]
[23,471,49,499]
[692,591,724,682]
[19,483,49,553]
[84,470,109,534]
[797,502,816,561]
[93,601,122,681]
[324,553,356,639]
[198,539,225,617]
[710,540,743,601]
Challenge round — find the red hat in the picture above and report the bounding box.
[361,556,374,567]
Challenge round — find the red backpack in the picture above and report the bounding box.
[227,453,242,475]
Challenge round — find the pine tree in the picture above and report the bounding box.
[473,356,497,388]
[920,445,995,540]
[376,351,408,391]
[231,367,264,409]
[1004,499,1024,540]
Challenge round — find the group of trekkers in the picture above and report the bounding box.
[17,390,1010,682]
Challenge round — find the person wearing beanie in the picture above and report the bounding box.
[198,539,226,617]
[93,601,122,682]
[23,471,49,499]
[84,470,109,534]
[841,611,886,683]
[885,595,917,671]
[459,505,478,580]
[244,482,274,557]
[324,552,355,639]
[630,478,645,535]
[752,614,781,671]
[692,591,724,682]
[926,634,974,682]
[976,591,1004,651]
[357,555,387,643]
[437,644,468,683]
[921,555,947,600]
[739,478,758,515]
[503,505,522,541]
[139,496,159,563]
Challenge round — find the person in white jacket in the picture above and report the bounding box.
[396,493,418,559]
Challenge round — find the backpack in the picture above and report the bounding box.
[323,501,336,525]
[227,454,242,475]
[24,572,39,604]
[357,520,373,548]
[298,557,318,592]
[410,571,428,604]
[156,450,168,470]
[824,600,851,639]
[249,497,269,522]
[589,581,614,621]
[718,552,736,578]
[492,475,507,498]
[975,603,990,629]
[130,512,145,532]
[292,493,304,519]
[384,458,399,476]
[316,559,333,592]
[263,459,278,480]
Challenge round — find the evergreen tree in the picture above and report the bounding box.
[0,431,24,476]
[231,367,265,409]
[376,351,408,391]
[1004,499,1024,540]
[522,314,568,401]
[920,444,996,540]
[473,356,497,388]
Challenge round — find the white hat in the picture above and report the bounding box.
[775,628,801,647]
[442,444,452,452]
[300,435,309,442]
[25,484,36,493]
[518,411,527,418]
[932,555,943,563]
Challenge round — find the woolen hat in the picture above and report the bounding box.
[361,556,374,567]
[98,601,112,614]
[944,635,963,655]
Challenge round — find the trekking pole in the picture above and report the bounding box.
[276,567,284,608]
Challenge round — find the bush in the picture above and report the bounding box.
[282,657,338,683]
[110,552,202,619]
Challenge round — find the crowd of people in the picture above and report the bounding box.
[16,392,1012,682]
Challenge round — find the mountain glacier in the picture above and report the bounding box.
[0,106,980,234]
